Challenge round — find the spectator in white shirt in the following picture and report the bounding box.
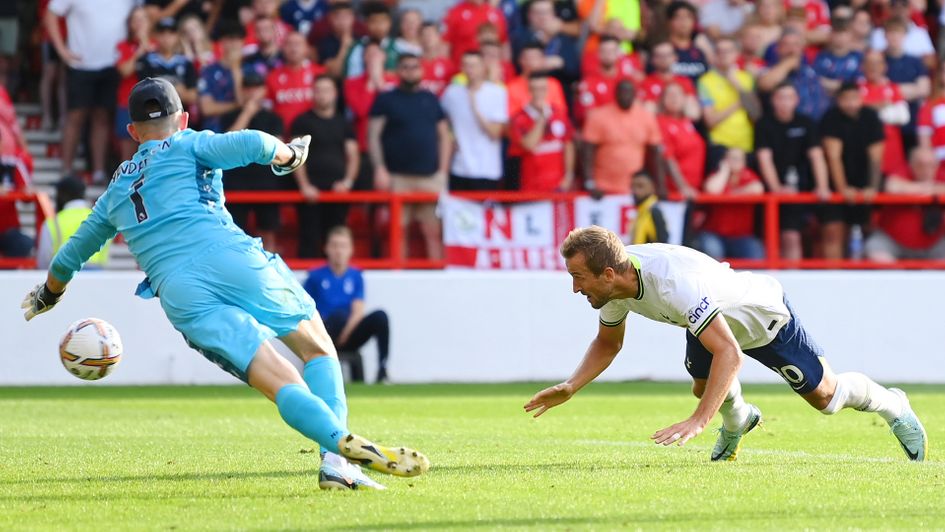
[45,0,136,184]
[870,0,935,68]
[440,50,509,190]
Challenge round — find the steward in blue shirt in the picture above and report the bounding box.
[303,225,391,383]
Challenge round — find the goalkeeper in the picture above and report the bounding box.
[21,78,428,491]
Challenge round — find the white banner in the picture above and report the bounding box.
[442,195,688,269]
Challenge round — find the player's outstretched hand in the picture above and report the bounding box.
[524,382,574,418]
[652,416,705,447]
[21,282,64,321]
[272,135,311,176]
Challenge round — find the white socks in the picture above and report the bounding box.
[820,372,903,423]
[718,379,751,432]
[322,451,347,468]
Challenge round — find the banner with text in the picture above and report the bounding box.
[442,195,686,270]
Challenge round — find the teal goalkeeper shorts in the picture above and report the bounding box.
[143,240,316,383]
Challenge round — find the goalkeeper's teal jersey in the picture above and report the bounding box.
[50,128,280,291]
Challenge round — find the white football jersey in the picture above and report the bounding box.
[599,244,790,349]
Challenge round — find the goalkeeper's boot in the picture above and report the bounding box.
[711,404,763,462]
[318,453,386,490]
[888,388,927,462]
[339,433,430,477]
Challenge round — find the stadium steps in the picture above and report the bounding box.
[13,102,137,270]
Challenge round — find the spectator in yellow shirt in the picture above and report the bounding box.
[697,37,761,158]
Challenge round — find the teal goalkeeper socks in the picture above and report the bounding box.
[275,384,346,452]
[304,356,349,427]
[303,356,349,454]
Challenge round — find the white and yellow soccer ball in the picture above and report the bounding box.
[59,318,123,381]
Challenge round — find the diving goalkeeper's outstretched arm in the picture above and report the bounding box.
[21,129,311,321]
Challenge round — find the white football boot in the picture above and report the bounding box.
[888,388,927,462]
[318,452,386,490]
[711,404,763,462]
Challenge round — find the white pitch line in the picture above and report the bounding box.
[575,439,943,465]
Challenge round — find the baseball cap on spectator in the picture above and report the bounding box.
[55,176,87,212]
[129,77,184,121]
[155,17,177,33]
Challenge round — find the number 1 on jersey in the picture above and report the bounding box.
[130,177,149,223]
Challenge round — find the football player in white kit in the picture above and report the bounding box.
[525,226,928,461]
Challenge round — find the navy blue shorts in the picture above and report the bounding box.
[684,298,826,394]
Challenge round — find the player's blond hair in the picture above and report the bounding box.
[560,226,629,276]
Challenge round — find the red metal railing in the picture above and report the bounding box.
[4,190,945,270]
[0,191,53,269]
[226,190,945,270]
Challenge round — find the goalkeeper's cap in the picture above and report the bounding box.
[128,77,183,122]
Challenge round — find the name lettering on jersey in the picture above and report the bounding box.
[119,157,149,177]
[115,140,171,178]
[688,297,711,324]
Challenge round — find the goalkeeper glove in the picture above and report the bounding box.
[21,282,64,321]
[272,135,311,176]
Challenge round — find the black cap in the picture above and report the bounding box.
[55,175,87,209]
[155,17,177,32]
[128,77,183,122]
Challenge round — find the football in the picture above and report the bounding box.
[59,318,123,381]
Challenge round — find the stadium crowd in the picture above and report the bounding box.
[2,0,945,263]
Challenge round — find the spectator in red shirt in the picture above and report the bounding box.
[509,72,574,192]
[0,85,33,258]
[859,50,909,178]
[693,147,766,260]
[917,62,945,171]
[508,43,567,118]
[442,0,508,65]
[866,146,945,261]
[115,6,152,161]
[344,41,397,155]
[639,41,701,120]
[574,36,631,125]
[419,21,454,96]
[266,31,326,133]
[657,82,705,198]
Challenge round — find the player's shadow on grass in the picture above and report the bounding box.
[430,461,725,473]
[339,514,743,530]
[1,469,307,488]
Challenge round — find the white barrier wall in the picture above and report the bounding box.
[1,270,944,385]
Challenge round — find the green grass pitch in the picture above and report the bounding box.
[1,382,943,530]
